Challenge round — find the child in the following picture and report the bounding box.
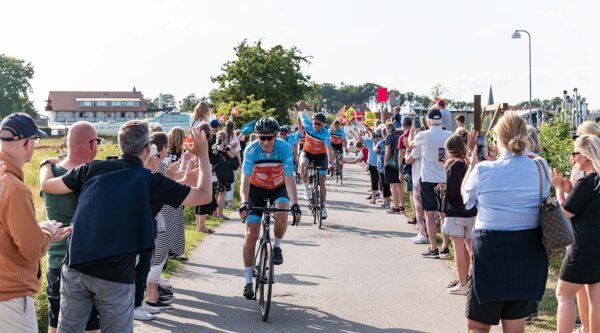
[442,134,477,295]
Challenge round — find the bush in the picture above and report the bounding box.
[538,114,573,175]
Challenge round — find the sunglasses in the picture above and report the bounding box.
[571,151,581,157]
[313,122,323,126]
[89,138,102,145]
[23,135,42,147]
[259,135,275,142]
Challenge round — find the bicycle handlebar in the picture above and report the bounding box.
[246,207,291,213]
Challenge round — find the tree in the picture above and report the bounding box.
[211,40,313,123]
[213,95,277,126]
[430,83,448,99]
[179,94,199,113]
[144,93,177,110]
[0,54,37,118]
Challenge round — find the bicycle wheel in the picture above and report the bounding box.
[258,242,274,321]
[315,182,323,229]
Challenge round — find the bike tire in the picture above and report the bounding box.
[258,242,274,321]
[339,168,343,185]
[315,182,323,229]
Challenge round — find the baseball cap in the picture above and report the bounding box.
[427,109,443,121]
[0,112,48,142]
[210,119,222,129]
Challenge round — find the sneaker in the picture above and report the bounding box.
[321,208,328,219]
[421,248,439,258]
[158,296,173,304]
[412,234,430,244]
[447,284,469,295]
[366,194,372,200]
[446,279,460,288]
[387,207,402,214]
[439,247,451,258]
[145,300,173,310]
[158,285,173,297]
[133,307,156,321]
[407,217,417,224]
[159,278,172,288]
[380,203,390,209]
[243,283,255,300]
[273,247,284,265]
[142,302,163,313]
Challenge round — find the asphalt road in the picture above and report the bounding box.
[135,163,470,333]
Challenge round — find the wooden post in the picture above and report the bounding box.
[474,95,482,132]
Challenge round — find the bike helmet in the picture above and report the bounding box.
[278,125,290,134]
[255,117,280,134]
[312,112,327,124]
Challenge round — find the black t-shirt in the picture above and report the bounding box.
[62,154,191,283]
[443,160,477,217]
[563,173,600,256]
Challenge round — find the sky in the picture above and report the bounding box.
[2,0,598,113]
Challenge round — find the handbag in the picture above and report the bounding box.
[534,159,575,251]
[214,157,235,184]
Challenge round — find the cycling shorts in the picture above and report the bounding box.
[246,184,290,223]
[331,143,344,152]
[300,151,328,175]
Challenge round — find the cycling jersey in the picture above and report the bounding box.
[300,113,332,154]
[243,139,294,190]
[284,134,298,147]
[295,130,305,145]
[330,128,346,146]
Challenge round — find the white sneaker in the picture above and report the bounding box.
[134,307,156,321]
[412,234,429,244]
[141,302,160,314]
[321,208,328,219]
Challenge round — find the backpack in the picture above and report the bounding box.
[387,134,400,170]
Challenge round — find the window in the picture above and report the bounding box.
[91,101,97,107]
[121,112,126,118]
[79,113,84,118]
[121,101,127,107]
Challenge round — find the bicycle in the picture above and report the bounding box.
[331,151,344,184]
[306,162,328,229]
[245,203,296,321]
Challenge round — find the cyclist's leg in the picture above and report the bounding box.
[299,151,310,184]
[318,153,328,203]
[271,187,290,243]
[243,188,266,288]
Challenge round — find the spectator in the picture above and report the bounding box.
[225,120,241,209]
[166,126,185,164]
[193,101,211,125]
[39,122,101,332]
[163,127,188,259]
[420,116,429,130]
[213,130,237,220]
[404,118,428,244]
[384,123,404,214]
[374,130,392,208]
[397,116,415,223]
[393,106,402,131]
[462,112,549,332]
[41,121,212,332]
[249,133,258,143]
[526,125,540,155]
[195,120,221,233]
[434,99,453,130]
[455,114,466,129]
[441,134,477,295]
[353,127,381,203]
[150,123,164,133]
[454,127,469,145]
[552,134,600,333]
[0,113,69,332]
[411,109,452,258]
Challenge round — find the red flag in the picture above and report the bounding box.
[231,106,238,116]
[340,116,348,125]
[353,111,364,122]
[218,114,226,123]
[376,87,388,103]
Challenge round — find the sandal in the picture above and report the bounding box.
[198,227,215,234]
[446,280,459,288]
[172,255,189,262]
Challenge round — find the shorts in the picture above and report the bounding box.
[301,151,328,175]
[46,267,100,330]
[420,181,443,212]
[246,184,290,223]
[442,216,475,239]
[384,166,401,184]
[466,280,535,325]
[331,143,343,152]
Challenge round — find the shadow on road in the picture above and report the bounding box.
[324,223,415,239]
[326,199,373,212]
[143,288,425,333]
[212,232,320,248]
[181,262,327,286]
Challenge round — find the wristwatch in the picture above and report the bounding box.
[40,159,53,168]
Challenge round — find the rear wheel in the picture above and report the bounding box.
[258,242,274,321]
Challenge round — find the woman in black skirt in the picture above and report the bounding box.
[553,134,600,333]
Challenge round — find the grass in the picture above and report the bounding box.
[27,136,232,332]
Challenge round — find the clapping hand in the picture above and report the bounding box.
[551,168,566,190]
[186,127,208,157]
[41,220,72,243]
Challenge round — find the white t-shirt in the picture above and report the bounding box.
[229,135,242,152]
[412,126,452,183]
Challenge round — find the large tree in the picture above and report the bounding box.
[0,54,37,118]
[179,94,199,113]
[211,40,313,123]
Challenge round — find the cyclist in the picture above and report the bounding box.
[238,117,301,300]
[298,112,333,219]
[278,125,297,159]
[329,120,348,176]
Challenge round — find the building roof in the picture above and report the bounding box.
[289,100,314,112]
[46,90,147,112]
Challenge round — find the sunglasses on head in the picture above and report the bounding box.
[259,135,275,141]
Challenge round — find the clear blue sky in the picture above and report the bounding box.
[2,0,598,111]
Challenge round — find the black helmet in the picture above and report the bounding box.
[312,112,327,123]
[255,117,279,134]
[278,125,290,134]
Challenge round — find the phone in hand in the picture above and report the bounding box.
[414,116,421,129]
[476,135,488,161]
[438,148,446,162]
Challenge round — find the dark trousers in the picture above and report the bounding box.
[368,165,379,191]
[378,172,391,198]
[134,250,153,307]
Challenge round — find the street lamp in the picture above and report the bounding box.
[512,29,532,124]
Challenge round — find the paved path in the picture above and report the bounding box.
[135,164,470,333]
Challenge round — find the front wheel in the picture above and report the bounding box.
[257,242,274,321]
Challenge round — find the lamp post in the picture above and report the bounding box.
[512,29,532,124]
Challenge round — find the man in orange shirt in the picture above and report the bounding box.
[0,113,70,332]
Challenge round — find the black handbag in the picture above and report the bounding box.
[214,157,235,184]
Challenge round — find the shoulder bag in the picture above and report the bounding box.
[534,159,575,251]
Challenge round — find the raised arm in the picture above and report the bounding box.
[181,127,213,206]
